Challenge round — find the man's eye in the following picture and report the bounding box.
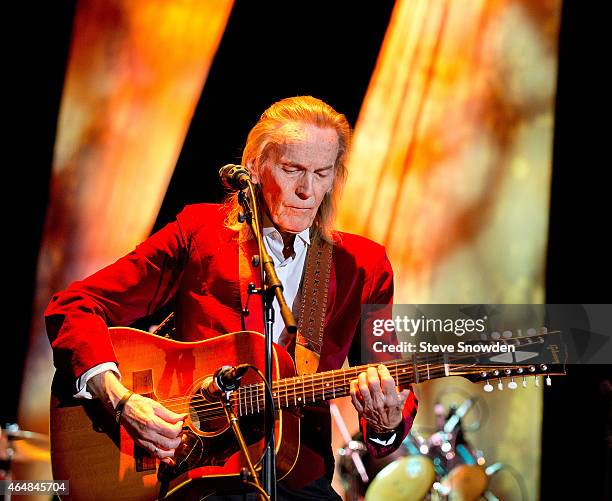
[282,168,299,174]
[317,171,331,178]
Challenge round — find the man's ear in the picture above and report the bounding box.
[247,161,260,184]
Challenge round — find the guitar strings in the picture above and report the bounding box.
[154,348,468,408]
[163,371,430,420]
[148,331,553,409]
[164,362,545,422]
[161,358,538,419]
[155,355,430,409]
[156,346,544,417]
[155,350,544,415]
[158,362,435,415]
[158,361,525,417]
[171,367,476,421]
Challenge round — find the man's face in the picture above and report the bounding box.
[253,124,339,234]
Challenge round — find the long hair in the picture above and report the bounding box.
[225,96,351,243]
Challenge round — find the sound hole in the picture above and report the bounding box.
[188,389,229,435]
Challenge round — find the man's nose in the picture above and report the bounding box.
[296,172,314,199]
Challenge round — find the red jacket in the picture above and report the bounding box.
[45,203,418,487]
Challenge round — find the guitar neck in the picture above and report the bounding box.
[232,358,438,417]
[271,359,426,407]
[229,331,564,417]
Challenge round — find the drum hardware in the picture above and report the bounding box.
[332,403,369,485]
[338,396,525,501]
[1,423,51,501]
[1,423,50,469]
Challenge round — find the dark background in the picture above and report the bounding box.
[4,2,609,500]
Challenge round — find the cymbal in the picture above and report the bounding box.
[1,429,49,444]
[2,441,51,464]
[1,427,50,464]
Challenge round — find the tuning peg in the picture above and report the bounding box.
[522,376,528,388]
[535,376,540,387]
[508,377,517,390]
[497,379,504,391]
[484,380,493,392]
[546,375,552,386]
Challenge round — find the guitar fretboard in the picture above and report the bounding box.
[233,359,432,416]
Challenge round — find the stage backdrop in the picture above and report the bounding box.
[17,0,233,491]
[335,0,561,498]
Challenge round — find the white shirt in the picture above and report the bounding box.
[262,225,310,346]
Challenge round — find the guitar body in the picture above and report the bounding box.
[50,328,300,500]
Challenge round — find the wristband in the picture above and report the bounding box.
[114,390,134,424]
[367,421,398,435]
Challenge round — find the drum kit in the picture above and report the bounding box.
[337,399,508,501]
[0,423,50,497]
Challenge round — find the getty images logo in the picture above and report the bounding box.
[372,315,488,337]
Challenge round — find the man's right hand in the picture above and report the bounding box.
[87,371,187,464]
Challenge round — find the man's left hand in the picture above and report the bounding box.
[350,364,410,432]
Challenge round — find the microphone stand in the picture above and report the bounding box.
[237,183,297,501]
[220,392,268,501]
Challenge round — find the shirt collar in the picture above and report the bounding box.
[262,214,311,250]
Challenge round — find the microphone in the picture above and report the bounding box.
[201,364,250,400]
[219,164,251,191]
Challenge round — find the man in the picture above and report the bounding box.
[46,96,418,499]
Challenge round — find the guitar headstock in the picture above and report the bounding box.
[449,363,566,392]
[435,330,567,391]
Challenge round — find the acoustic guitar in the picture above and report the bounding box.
[50,328,565,500]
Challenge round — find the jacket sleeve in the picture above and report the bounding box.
[45,211,191,383]
[357,248,419,458]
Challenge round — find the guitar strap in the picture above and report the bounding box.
[295,237,333,375]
